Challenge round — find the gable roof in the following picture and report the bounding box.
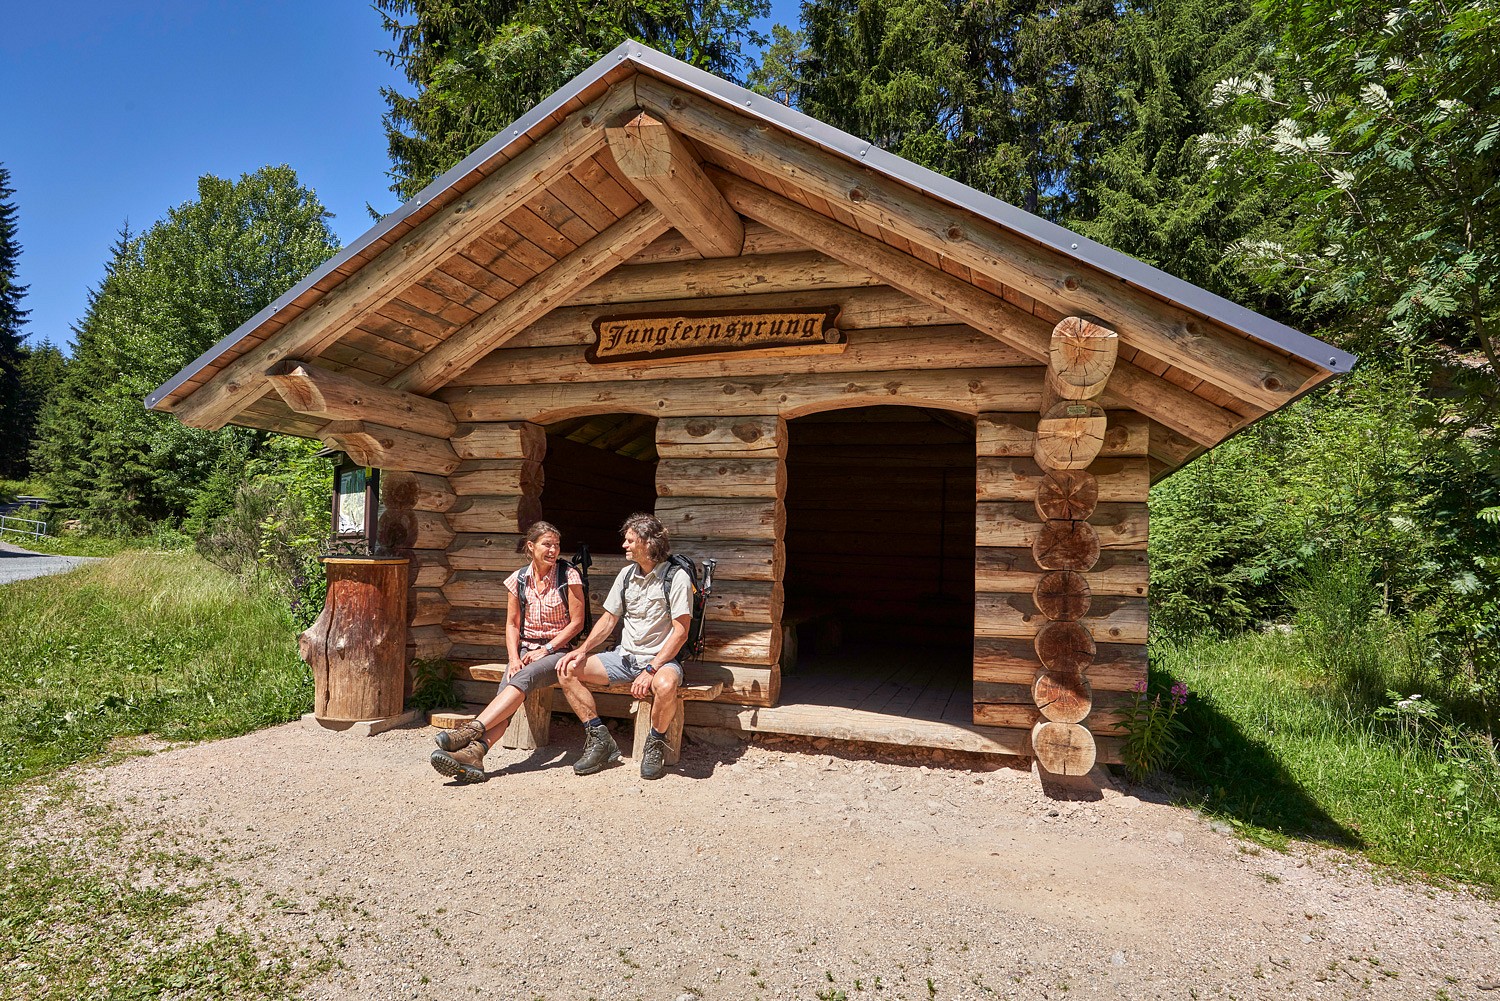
[146,41,1354,473]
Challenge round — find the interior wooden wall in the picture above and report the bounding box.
[539,429,657,556]
[784,406,975,650]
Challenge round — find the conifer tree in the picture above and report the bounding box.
[376,0,768,202]
[0,164,31,476]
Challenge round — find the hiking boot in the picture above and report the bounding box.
[435,718,486,752]
[640,732,669,781]
[430,738,489,784]
[573,724,621,776]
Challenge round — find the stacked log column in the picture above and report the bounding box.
[653,417,787,706]
[973,317,1150,775]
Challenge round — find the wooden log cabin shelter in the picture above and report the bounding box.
[147,42,1354,777]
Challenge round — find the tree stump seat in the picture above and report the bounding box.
[436,666,723,767]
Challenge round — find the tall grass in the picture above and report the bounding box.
[0,550,312,790]
[1157,626,1500,889]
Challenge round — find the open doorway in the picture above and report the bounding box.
[539,414,658,556]
[781,406,976,716]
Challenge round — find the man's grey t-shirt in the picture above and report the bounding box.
[604,561,692,660]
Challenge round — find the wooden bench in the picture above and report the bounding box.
[435,667,723,767]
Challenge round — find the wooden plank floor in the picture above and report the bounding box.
[684,643,1032,756]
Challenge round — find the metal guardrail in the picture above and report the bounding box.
[0,514,49,539]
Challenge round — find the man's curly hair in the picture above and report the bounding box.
[621,512,670,563]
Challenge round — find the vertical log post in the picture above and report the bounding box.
[299,558,411,726]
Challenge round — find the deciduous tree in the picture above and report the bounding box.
[32,167,338,532]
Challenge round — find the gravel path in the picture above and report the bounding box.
[73,718,1500,1000]
[0,540,101,585]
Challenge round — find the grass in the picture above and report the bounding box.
[0,549,313,790]
[0,549,322,996]
[1,525,191,558]
[0,780,339,999]
[1154,628,1500,890]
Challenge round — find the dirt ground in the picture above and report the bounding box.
[66,716,1500,1000]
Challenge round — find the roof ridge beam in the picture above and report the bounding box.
[606,111,744,258]
[638,77,1312,413]
[390,202,672,396]
[170,81,639,431]
[713,170,1240,446]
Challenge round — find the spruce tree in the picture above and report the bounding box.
[794,0,1122,222]
[0,164,31,476]
[376,0,768,202]
[1076,0,1276,299]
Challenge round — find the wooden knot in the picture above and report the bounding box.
[1063,276,1081,292]
[1262,375,1284,392]
[670,96,686,110]
[946,225,964,241]
[848,187,867,203]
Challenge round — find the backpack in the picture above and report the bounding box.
[661,554,716,661]
[516,544,593,648]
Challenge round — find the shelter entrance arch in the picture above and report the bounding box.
[780,405,976,718]
[539,414,659,558]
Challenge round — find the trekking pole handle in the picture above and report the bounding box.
[701,558,716,596]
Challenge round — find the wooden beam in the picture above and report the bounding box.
[167,82,637,431]
[567,250,879,306]
[389,203,671,395]
[441,367,1043,424]
[605,112,744,258]
[714,171,1238,446]
[265,361,457,438]
[320,420,461,475]
[639,77,1316,412]
[1045,316,1118,401]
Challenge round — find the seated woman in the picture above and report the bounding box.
[429,520,586,783]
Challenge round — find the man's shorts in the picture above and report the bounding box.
[595,648,683,684]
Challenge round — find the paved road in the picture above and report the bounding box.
[0,541,103,585]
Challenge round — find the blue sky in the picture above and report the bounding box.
[3,1,796,354]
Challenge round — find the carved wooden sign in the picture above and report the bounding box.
[588,308,842,364]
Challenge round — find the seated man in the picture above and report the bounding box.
[555,512,690,780]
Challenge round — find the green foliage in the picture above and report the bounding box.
[1075,0,1279,299]
[29,167,337,536]
[794,0,1120,221]
[1116,679,1191,782]
[407,658,463,712]
[1159,629,1500,887]
[191,435,332,630]
[0,550,313,790]
[0,164,31,478]
[1201,0,1500,399]
[377,0,768,202]
[1148,363,1482,638]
